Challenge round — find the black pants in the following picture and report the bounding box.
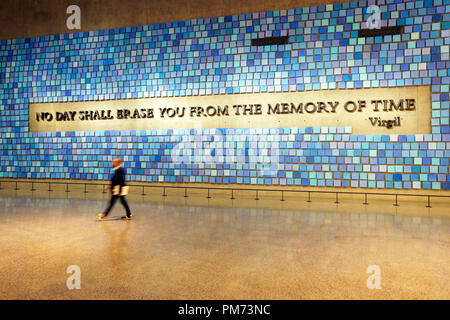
[103,195,131,217]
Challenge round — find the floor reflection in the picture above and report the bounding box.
[0,190,448,299]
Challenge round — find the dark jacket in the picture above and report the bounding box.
[111,167,126,193]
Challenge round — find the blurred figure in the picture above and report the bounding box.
[97,158,132,220]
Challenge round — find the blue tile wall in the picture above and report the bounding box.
[0,0,449,190]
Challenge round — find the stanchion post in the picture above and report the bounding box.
[280,190,285,202]
[141,185,146,196]
[230,189,235,200]
[184,187,188,198]
[31,182,36,191]
[84,184,88,193]
[206,188,211,199]
[255,190,259,200]
[334,192,339,204]
[66,183,70,193]
[393,194,399,206]
[363,193,368,205]
[48,182,52,192]
[425,195,432,208]
[307,191,311,202]
[162,187,167,197]
[15,181,19,191]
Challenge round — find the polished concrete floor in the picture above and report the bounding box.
[0,185,448,300]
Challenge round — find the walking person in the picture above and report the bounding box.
[97,158,132,220]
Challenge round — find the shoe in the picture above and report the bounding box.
[96,213,106,220]
[121,214,133,220]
